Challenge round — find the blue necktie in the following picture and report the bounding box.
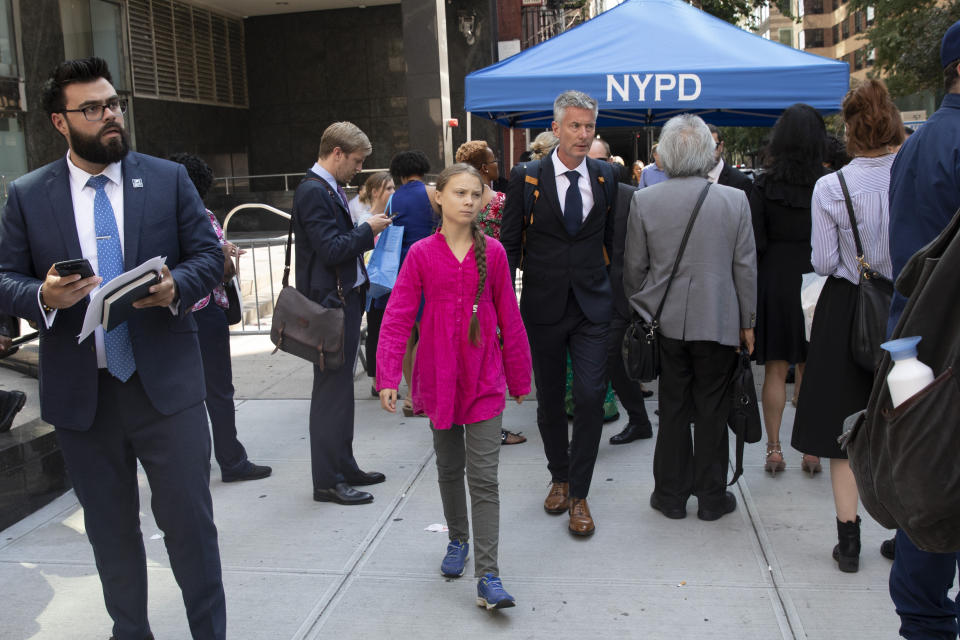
[336,184,350,210]
[563,170,583,236]
[88,175,136,382]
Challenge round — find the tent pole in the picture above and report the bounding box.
[509,127,514,171]
[466,112,471,141]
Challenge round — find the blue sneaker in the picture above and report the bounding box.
[440,539,469,577]
[476,573,516,610]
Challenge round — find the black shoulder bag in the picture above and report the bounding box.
[837,170,893,372]
[622,182,711,382]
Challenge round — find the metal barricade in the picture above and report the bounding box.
[221,203,291,335]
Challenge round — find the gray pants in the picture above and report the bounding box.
[431,414,502,578]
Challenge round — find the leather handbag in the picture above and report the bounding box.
[622,182,711,382]
[727,348,762,485]
[837,171,893,372]
[224,276,243,325]
[270,198,346,370]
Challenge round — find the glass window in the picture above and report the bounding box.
[842,17,850,39]
[855,11,863,33]
[59,0,129,90]
[832,24,839,44]
[0,0,18,78]
[0,113,28,202]
[779,28,793,47]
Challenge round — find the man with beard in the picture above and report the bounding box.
[0,57,226,639]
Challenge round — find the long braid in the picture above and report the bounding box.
[468,219,487,346]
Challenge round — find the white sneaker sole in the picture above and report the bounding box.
[476,596,516,610]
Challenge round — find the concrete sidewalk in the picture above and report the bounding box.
[0,335,901,639]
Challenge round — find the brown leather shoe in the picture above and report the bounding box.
[568,497,595,536]
[543,482,569,514]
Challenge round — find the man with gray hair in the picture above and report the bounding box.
[501,90,618,537]
[624,114,756,522]
[294,121,392,505]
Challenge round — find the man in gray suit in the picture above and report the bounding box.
[624,114,756,521]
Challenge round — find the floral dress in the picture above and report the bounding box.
[477,191,505,239]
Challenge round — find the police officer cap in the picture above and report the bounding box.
[942,19,960,68]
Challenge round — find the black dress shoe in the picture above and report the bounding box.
[609,421,653,445]
[344,470,386,486]
[641,389,654,399]
[697,491,737,521]
[314,482,373,505]
[222,462,273,483]
[650,493,686,519]
[0,390,26,433]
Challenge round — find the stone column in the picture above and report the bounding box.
[401,0,453,171]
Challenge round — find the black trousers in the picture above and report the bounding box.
[364,303,385,380]
[195,303,248,474]
[606,312,652,426]
[527,293,609,499]
[309,288,363,489]
[654,336,736,510]
[56,372,225,640]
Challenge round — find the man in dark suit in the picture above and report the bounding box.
[606,182,654,445]
[706,124,753,194]
[501,90,617,537]
[0,58,226,639]
[292,121,391,506]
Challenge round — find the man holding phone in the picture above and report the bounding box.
[0,57,226,639]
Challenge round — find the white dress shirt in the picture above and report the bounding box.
[40,153,126,368]
[552,148,594,221]
[707,158,724,184]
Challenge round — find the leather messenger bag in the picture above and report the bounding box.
[270,201,345,371]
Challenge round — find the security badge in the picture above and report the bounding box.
[132,178,143,188]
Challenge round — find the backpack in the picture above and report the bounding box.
[844,206,960,553]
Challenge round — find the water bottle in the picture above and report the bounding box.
[880,336,935,408]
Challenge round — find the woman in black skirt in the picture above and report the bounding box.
[749,104,825,476]
[791,79,905,572]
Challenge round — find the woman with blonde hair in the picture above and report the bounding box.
[349,171,394,226]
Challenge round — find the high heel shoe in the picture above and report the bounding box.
[801,454,822,477]
[765,442,786,476]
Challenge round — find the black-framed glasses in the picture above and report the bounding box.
[62,98,128,122]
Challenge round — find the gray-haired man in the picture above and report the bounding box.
[500,90,618,537]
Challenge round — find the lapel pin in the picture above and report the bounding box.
[132,178,143,188]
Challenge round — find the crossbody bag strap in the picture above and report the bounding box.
[290,177,345,303]
[651,181,712,328]
[836,170,865,259]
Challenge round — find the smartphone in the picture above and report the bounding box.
[54,258,95,279]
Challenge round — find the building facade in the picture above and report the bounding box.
[0,0,504,198]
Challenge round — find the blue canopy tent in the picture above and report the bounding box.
[464,0,850,129]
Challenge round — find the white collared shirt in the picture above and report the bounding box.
[40,153,126,367]
[310,162,367,288]
[707,157,724,184]
[552,148,594,221]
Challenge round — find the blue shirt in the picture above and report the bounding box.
[888,93,960,329]
[638,164,668,188]
[388,180,436,265]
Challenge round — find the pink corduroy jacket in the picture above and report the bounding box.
[376,232,532,430]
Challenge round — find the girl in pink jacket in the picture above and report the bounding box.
[377,163,531,610]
